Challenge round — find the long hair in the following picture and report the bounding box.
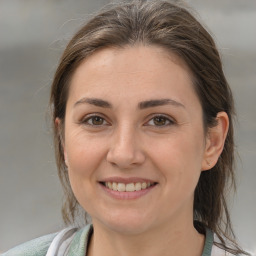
[50,1,249,254]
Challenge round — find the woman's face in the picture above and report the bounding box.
[63,46,209,235]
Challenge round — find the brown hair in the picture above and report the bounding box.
[50,1,249,254]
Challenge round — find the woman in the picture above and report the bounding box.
[2,0,251,255]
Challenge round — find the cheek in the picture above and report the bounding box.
[65,129,105,175]
[64,133,108,206]
[65,134,107,210]
[148,131,204,185]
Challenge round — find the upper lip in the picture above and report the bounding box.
[99,177,158,184]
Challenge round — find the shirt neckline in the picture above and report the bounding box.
[70,224,214,256]
[201,228,214,256]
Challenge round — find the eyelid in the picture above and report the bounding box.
[80,113,110,126]
[78,113,176,127]
[144,114,176,127]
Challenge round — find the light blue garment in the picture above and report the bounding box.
[2,224,214,256]
[1,233,57,256]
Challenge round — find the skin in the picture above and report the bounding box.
[57,45,229,256]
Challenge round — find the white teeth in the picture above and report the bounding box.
[126,183,135,192]
[141,182,147,189]
[112,182,118,191]
[107,182,112,189]
[117,183,126,192]
[135,182,141,191]
[104,181,154,192]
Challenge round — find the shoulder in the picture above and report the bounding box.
[1,232,58,256]
[211,244,234,256]
[211,234,247,256]
[1,225,93,256]
[202,228,238,256]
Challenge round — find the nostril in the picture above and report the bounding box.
[106,145,146,169]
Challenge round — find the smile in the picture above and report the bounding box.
[102,181,156,192]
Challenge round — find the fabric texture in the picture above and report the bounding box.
[2,224,230,256]
[45,227,78,256]
[1,232,58,256]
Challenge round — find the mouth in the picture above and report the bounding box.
[99,181,158,192]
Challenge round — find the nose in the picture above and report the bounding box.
[106,125,145,169]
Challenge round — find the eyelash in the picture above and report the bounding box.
[80,114,175,128]
[81,114,109,127]
[145,115,175,127]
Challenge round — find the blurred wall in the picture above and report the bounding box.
[0,0,255,253]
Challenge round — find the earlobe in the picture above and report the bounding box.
[202,112,229,171]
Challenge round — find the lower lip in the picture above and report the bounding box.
[99,183,157,200]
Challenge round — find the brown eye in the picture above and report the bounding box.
[92,116,104,125]
[153,116,168,126]
[83,115,107,126]
[146,115,174,127]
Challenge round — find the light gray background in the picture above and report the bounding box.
[0,0,255,254]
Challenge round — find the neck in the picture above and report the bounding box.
[87,219,205,256]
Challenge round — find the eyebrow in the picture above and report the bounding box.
[74,97,185,109]
[74,98,112,108]
[138,98,185,109]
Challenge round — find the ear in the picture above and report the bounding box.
[55,118,69,166]
[201,112,229,171]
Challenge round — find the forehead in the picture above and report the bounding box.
[67,45,199,109]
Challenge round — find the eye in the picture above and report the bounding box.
[146,115,175,127]
[82,115,108,126]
